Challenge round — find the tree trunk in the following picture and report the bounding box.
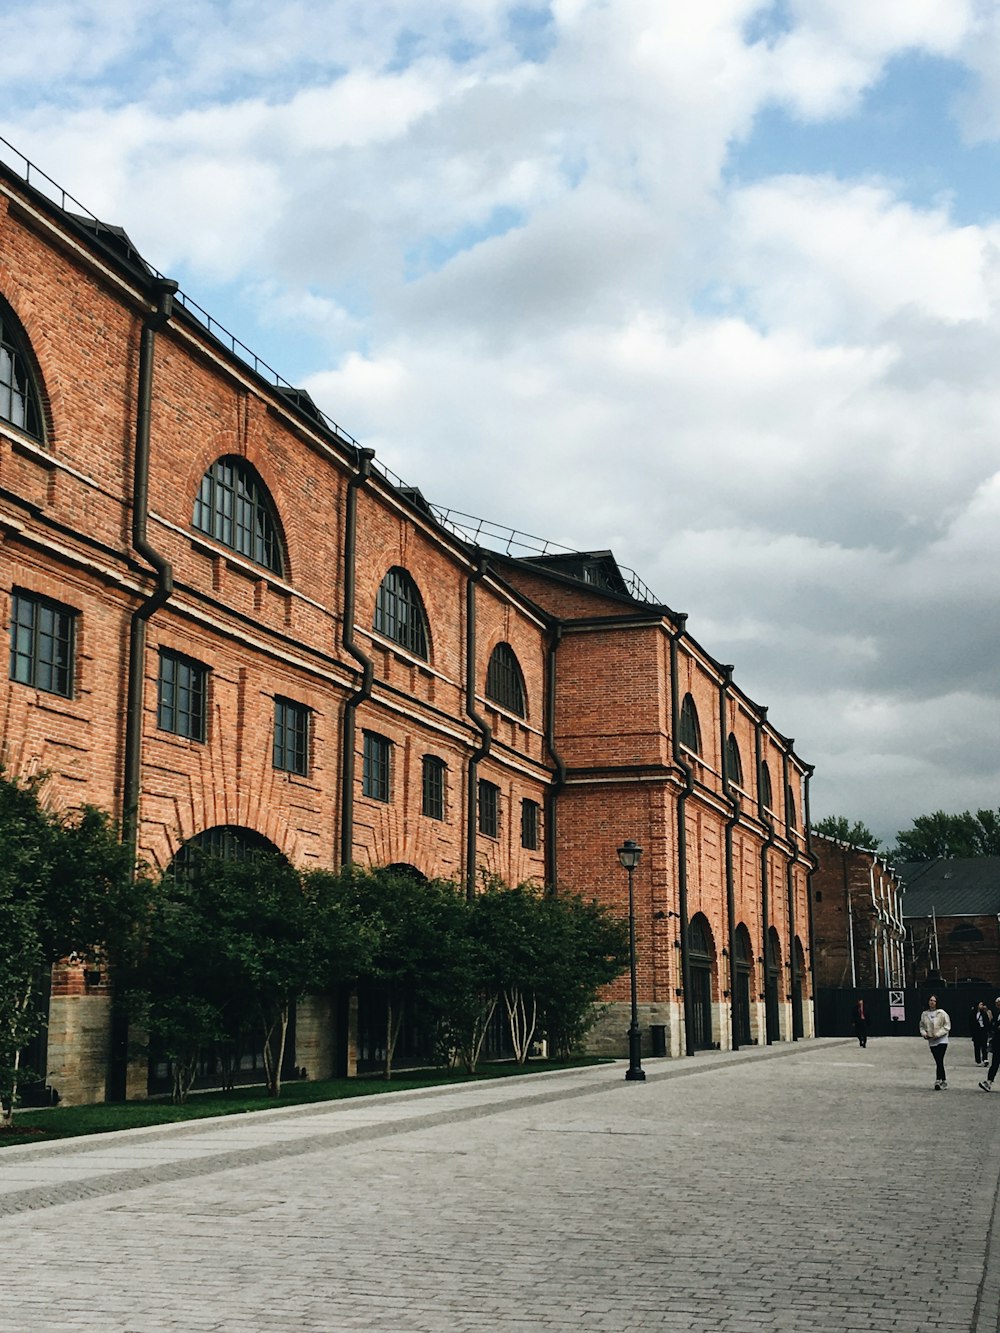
[262,1003,289,1098]
[504,986,537,1064]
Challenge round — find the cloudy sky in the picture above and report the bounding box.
[2,0,999,847]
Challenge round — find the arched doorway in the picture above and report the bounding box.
[149,825,296,1095]
[766,927,783,1044]
[792,936,807,1039]
[734,924,754,1046]
[688,914,716,1050]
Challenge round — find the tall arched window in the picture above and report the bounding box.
[760,761,773,811]
[168,825,283,882]
[786,785,797,829]
[679,693,701,753]
[374,567,429,659]
[486,642,526,717]
[0,296,44,440]
[193,456,284,574]
[726,733,743,787]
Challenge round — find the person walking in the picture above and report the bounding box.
[919,994,951,1090]
[980,997,1000,1091]
[971,1000,992,1066]
[852,999,869,1049]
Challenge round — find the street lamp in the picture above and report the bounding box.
[617,838,645,1082]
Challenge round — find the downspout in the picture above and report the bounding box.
[544,623,566,893]
[339,448,376,868]
[718,667,740,1051]
[755,711,777,1043]
[782,750,799,1038]
[803,763,818,1028]
[122,277,179,866]
[669,620,695,1057]
[464,554,492,901]
[844,848,857,987]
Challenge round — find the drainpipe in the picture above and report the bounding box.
[718,668,740,1051]
[464,554,492,900]
[669,620,695,1057]
[755,711,777,1043]
[544,623,566,893]
[802,763,817,1026]
[339,448,376,868]
[122,277,179,867]
[782,750,799,1038]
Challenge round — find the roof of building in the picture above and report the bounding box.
[899,858,1000,917]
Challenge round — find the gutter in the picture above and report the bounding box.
[339,447,376,867]
[669,620,695,1057]
[464,554,492,900]
[122,277,178,866]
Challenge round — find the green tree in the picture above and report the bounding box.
[0,772,146,1127]
[536,892,629,1061]
[811,815,880,850]
[893,808,1000,862]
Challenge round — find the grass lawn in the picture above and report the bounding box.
[2,1058,606,1149]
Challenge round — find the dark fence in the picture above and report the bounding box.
[816,983,999,1040]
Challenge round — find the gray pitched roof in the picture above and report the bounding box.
[899,858,1000,917]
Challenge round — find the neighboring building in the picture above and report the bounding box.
[899,859,1000,987]
[0,143,815,1104]
[811,835,906,990]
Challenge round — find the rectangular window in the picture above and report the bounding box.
[273,697,310,776]
[478,779,499,838]
[363,732,391,802]
[157,650,207,741]
[422,755,445,820]
[521,799,540,850]
[9,590,75,697]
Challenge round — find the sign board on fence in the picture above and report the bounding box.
[889,989,905,1022]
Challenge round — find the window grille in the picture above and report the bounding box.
[9,590,74,696]
[363,732,391,802]
[193,456,283,574]
[679,694,701,753]
[478,779,499,837]
[374,567,429,658]
[726,734,744,787]
[157,650,208,741]
[760,761,773,811]
[273,697,310,775]
[421,755,445,820]
[485,643,526,717]
[520,799,539,850]
[0,299,43,439]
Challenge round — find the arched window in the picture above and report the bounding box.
[193,456,284,574]
[786,784,797,829]
[374,567,429,659]
[168,825,283,882]
[679,693,701,753]
[486,642,526,717]
[760,761,773,811]
[0,296,44,440]
[726,733,743,787]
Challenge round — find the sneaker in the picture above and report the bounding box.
[980,1080,993,1092]
[934,1081,941,1090]
[940,1080,948,1089]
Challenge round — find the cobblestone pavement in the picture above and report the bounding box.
[3,1038,1000,1332]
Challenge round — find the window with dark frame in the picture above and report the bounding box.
[679,693,702,753]
[0,298,43,439]
[786,785,797,829]
[9,590,74,697]
[421,755,445,820]
[362,731,391,802]
[520,798,539,850]
[485,642,526,717]
[193,456,284,574]
[760,760,773,811]
[374,567,429,659]
[726,733,744,787]
[273,697,310,776]
[478,779,499,838]
[157,650,208,742]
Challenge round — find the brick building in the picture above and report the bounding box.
[0,142,815,1103]
[899,858,1000,988]
[810,835,906,990]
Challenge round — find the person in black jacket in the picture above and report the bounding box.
[971,1001,992,1066]
[980,998,1000,1091]
[852,999,869,1048]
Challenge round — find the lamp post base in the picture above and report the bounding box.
[625,1026,645,1081]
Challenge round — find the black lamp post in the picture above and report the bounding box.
[617,838,645,1082]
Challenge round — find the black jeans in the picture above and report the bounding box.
[931,1044,947,1081]
[974,1031,989,1063]
[987,1049,1000,1083]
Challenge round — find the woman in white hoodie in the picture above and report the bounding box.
[919,994,951,1090]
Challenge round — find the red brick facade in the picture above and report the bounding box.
[0,154,815,1102]
[811,836,905,989]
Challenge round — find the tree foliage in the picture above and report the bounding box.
[0,771,147,1127]
[811,815,880,851]
[893,808,1000,862]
